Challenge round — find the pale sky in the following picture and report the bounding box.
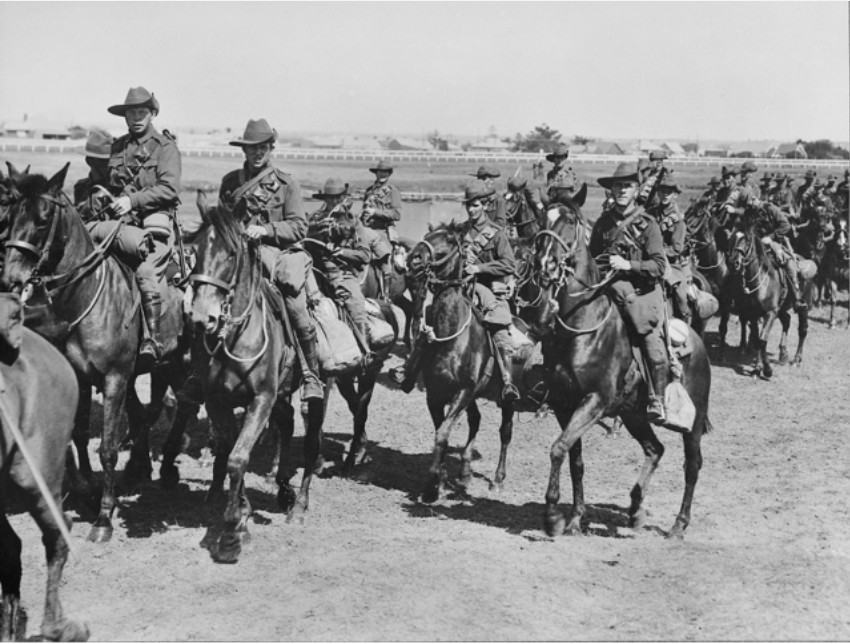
[1,1,848,143]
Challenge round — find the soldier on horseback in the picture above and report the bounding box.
[362,159,402,297]
[469,165,507,227]
[72,128,113,222]
[700,176,720,203]
[545,143,577,194]
[217,118,323,400]
[504,174,544,239]
[647,174,692,327]
[637,151,668,207]
[106,87,180,366]
[771,174,798,218]
[589,162,669,425]
[794,169,817,208]
[308,178,371,338]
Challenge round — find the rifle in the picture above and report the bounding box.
[643,166,668,210]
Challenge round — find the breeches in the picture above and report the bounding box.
[331,274,367,328]
[367,232,393,260]
[259,246,315,341]
[609,280,664,336]
[473,283,512,327]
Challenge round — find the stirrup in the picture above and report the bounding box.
[301,373,324,401]
[501,383,520,404]
[646,397,666,424]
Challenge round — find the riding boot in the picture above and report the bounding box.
[493,328,520,404]
[298,333,325,401]
[389,335,425,393]
[381,263,393,302]
[785,260,806,311]
[139,288,162,367]
[643,333,669,424]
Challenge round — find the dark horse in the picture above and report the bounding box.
[406,223,536,502]
[304,213,401,472]
[726,214,810,378]
[818,216,849,328]
[683,199,757,351]
[187,193,323,563]
[1,164,188,543]
[1,324,88,641]
[528,203,712,539]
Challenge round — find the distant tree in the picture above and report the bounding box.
[428,129,448,151]
[801,139,849,160]
[571,135,595,146]
[681,142,699,154]
[511,123,563,153]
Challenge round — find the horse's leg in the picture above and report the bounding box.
[545,396,604,537]
[159,398,199,490]
[669,416,706,539]
[793,305,808,365]
[88,371,130,543]
[343,369,378,472]
[717,301,731,359]
[620,413,665,531]
[215,395,274,564]
[777,309,792,366]
[458,401,481,488]
[490,401,515,494]
[125,373,166,484]
[0,509,25,641]
[71,376,92,480]
[422,388,473,503]
[204,398,237,506]
[758,311,778,379]
[287,398,323,525]
[270,396,297,513]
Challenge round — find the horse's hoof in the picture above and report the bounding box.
[421,486,440,504]
[159,464,180,490]
[277,485,297,513]
[214,532,242,564]
[285,506,307,525]
[123,460,152,486]
[458,474,473,490]
[544,511,566,537]
[565,518,583,536]
[488,480,504,494]
[630,508,648,530]
[43,619,91,642]
[87,524,113,543]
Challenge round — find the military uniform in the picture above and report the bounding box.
[309,198,371,336]
[751,202,805,309]
[362,178,401,288]
[504,179,544,239]
[648,201,691,325]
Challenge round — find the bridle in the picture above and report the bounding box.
[189,234,269,363]
[4,192,67,279]
[728,230,768,295]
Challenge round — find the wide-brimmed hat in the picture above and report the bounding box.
[313,177,349,199]
[107,86,160,116]
[784,174,796,185]
[369,159,393,174]
[229,118,277,147]
[649,150,668,161]
[825,174,837,185]
[813,178,825,189]
[804,169,817,180]
[545,143,570,162]
[707,176,720,186]
[469,164,500,179]
[740,161,758,174]
[637,158,650,172]
[597,163,640,190]
[507,175,528,191]
[74,128,113,159]
[657,174,681,193]
[759,172,775,184]
[721,165,740,178]
[462,182,495,204]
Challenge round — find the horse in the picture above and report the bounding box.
[726,213,811,377]
[816,216,849,328]
[684,199,758,354]
[1,323,89,641]
[358,236,414,346]
[185,192,323,563]
[406,222,545,502]
[1,163,191,543]
[527,202,712,539]
[303,211,402,472]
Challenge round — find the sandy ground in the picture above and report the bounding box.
[7,299,850,642]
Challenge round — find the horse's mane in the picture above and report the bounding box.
[204,203,244,253]
[14,173,50,200]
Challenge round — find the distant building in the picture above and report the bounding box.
[659,141,687,157]
[2,119,71,139]
[467,136,512,152]
[769,142,807,159]
[339,135,384,151]
[702,147,730,158]
[385,137,431,151]
[728,141,775,158]
[591,141,626,155]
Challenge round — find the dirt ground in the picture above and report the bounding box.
[6,296,849,642]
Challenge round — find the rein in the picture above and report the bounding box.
[730,234,768,295]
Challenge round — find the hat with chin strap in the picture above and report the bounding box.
[597,163,640,190]
[75,128,114,159]
[108,86,160,116]
[229,119,277,147]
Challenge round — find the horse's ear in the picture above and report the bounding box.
[47,162,70,196]
[427,222,436,232]
[572,182,587,207]
[196,189,210,222]
[6,162,23,186]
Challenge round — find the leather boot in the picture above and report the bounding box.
[298,334,324,401]
[493,328,520,404]
[785,260,806,311]
[645,352,669,424]
[139,288,162,366]
[389,337,425,393]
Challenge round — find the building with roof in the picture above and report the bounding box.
[590,141,626,155]
[2,119,71,139]
[385,137,431,151]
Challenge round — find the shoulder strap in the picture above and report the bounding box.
[228,165,277,206]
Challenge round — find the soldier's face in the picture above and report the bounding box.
[374,170,391,182]
[611,180,637,207]
[465,200,486,222]
[124,107,153,136]
[660,189,677,205]
[243,142,273,170]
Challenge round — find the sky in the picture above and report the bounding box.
[1,1,848,144]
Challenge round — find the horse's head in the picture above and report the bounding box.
[1,163,70,293]
[190,193,250,334]
[727,223,761,276]
[407,222,466,284]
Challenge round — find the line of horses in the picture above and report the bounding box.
[0,160,847,640]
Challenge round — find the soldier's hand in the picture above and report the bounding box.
[113,195,132,216]
[464,264,481,276]
[608,255,631,271]
[245,225,266,240]
[760,236,772,245]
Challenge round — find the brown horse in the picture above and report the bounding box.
[1,325,88,641]
[358,236,414,346]
[819,217,849,328]
[726,214,810,378]
[187,193,323,563]
[304,213,401,472]
[406,222,538,502]
[1,164,188,543]
[528,202,712,539]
